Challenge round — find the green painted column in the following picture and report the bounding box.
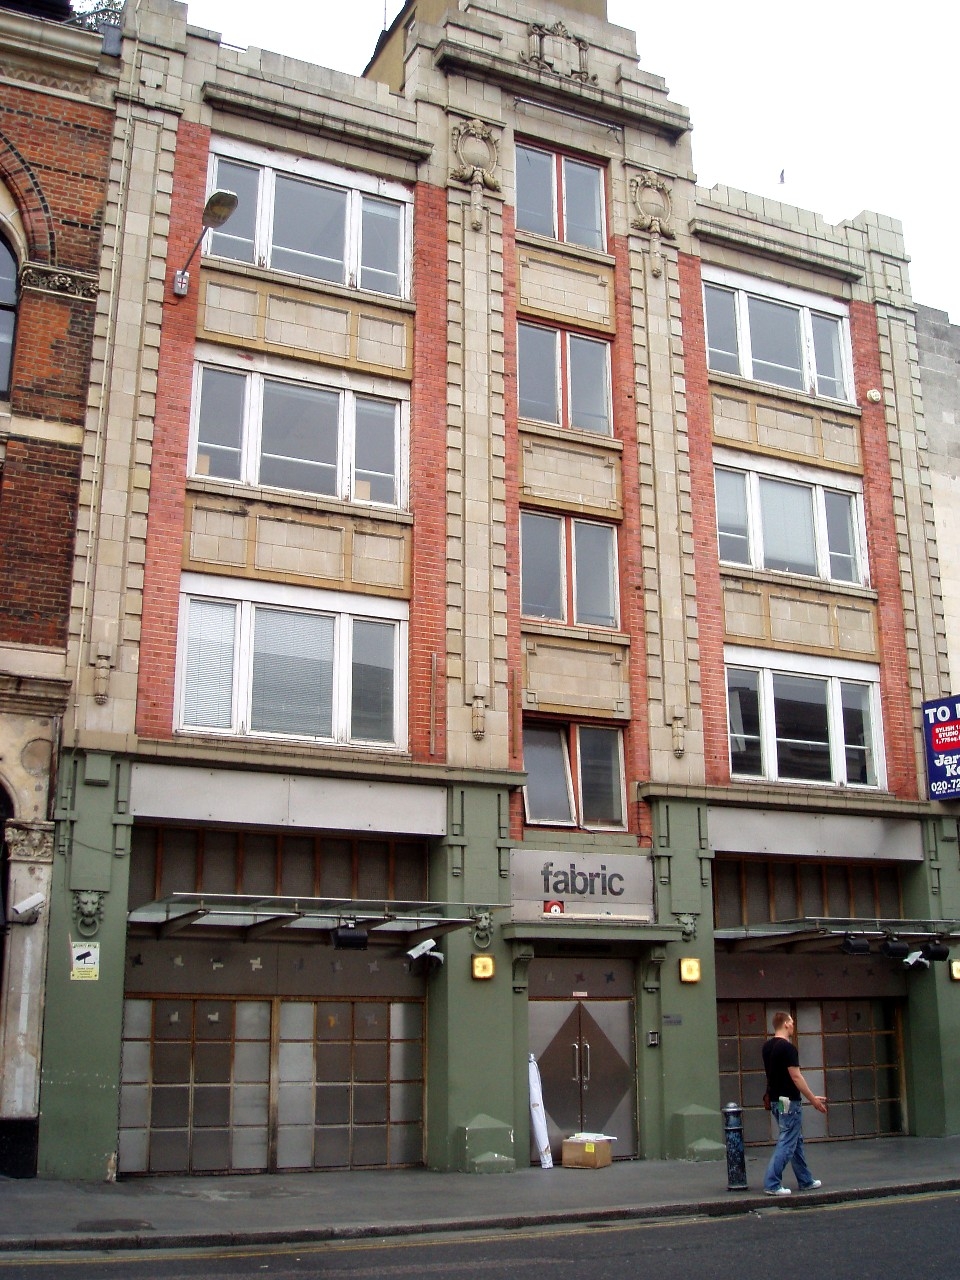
[38,750,132,1179]
[425,783,519,1171]
[648,798,723,1159]
[901,814,960,1137]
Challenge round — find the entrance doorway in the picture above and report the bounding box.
[529,957,637,1161]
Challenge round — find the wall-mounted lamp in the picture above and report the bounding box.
[840,934,871,956]
[921,942,950,963]
[679,957,701,983]
[333,924,368,951]
[880,937,910,960]
[172,189,238,297]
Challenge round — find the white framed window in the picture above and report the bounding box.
[518,322,611,435]
[523,722,626,828]
[208,142,411,297]
[725,646,884,788]
[515,143,606,251]
[520,511,619,629]
[714,454,866,585]
[190,353,406,509]
[176,574,408,748]
[0,233,18,398]
[703,269,853,402]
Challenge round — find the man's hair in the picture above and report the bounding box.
[772,1010,792,1031]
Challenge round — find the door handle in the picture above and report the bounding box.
[572,1042,580,1082]
[582,1040,591,1085]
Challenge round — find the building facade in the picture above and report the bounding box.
[17,0,960,1180]
[0,1,115,1176]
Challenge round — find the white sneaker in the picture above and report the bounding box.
[764,1186,792,1196]
[800,1179,822,1190]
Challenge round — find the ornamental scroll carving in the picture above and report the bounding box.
[4,821,54,864]
[630,171,676,278]
[521,21,597,84]
[450,118,501,231]
[19,262,98,300]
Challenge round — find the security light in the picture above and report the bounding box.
[879,938,910,960]
[172,189,238,296]
[840,934,871,956]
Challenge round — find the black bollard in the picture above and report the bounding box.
[723,1101,748,1190]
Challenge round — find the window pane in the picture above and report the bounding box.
[183,599,236,729]
[0,310,12,399]
[773,673,831,782]
[0,237,15,398]
[812,313,846,399]
[727,668,762,776]
[210,160,259,264]
[351,620,395,743]
[573,521,616,627]
[523,726,574,824]
[568,335,610,434]
[196,368,245,480]
[578,727,623,825]
[359,197,401,295]
[271,176,346,282]
[0,236,16,305]
[562,157,604,250]
[841,682,876,786]
[704,286,740,375]
[824,490,859,583]
[259,381,339,495]
[715,469,750,564]
[518,324,558,423]
[520,512,563,620]
[747,296,804,390]
[354,397,398,505]
[251,608,334,737]
[759,478,816,575]
[516,146,555,238]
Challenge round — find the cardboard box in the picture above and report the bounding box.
[562,1137,613,1169]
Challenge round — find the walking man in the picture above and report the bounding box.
[762,1010,827,1196]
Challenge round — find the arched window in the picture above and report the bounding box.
[0,234,17,398]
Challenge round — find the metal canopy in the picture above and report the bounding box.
[128,893,481,944]
[714,917,960,953]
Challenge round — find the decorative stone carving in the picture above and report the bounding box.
[675,912,698,941]
[19,261,98,300]
[472,909,493,950]
[630,172,676,278]
[73,889,105,937]
[521,21,597,84]
[4,821,54,864]
[451,118,501,231]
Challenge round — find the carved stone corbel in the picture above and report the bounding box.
[451,118,501,231]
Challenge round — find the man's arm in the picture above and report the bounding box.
[788,1065,827,1113]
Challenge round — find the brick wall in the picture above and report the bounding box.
[0,84,111,423]
[408,182,448,763]
[136,119,211,739]
[679,252,729,786]
[850,300,918,800]
[0,437,80,647]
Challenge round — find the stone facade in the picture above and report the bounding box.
[4,0,956,1181]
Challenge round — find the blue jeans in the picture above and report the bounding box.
[763,1099,817,1191]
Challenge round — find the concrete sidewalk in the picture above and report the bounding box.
[2,1135,960,1253]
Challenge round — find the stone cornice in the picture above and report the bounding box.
[0,671,72,716]
[201,82,433,165]
[433,38,690,141]
[636,780,936,821]
[691,216,864,283]
[0,9,103,75]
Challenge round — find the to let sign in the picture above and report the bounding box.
[922,696,960,800]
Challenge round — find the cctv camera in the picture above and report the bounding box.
[903,950,930,970]
[407,937,438,961]
[10,892,45,921]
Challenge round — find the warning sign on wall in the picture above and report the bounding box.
[70,941,100,981]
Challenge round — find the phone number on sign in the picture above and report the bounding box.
[930,778,960,796]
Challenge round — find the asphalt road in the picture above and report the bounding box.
[4,1190,959,1279]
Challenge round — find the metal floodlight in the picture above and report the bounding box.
[840,934,871,956]
[333,924,368,951]
[172,189,238,296]
[921,942,951,963]
[879,937,910,961]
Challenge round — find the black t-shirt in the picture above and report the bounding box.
[762,1035,801,1100]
